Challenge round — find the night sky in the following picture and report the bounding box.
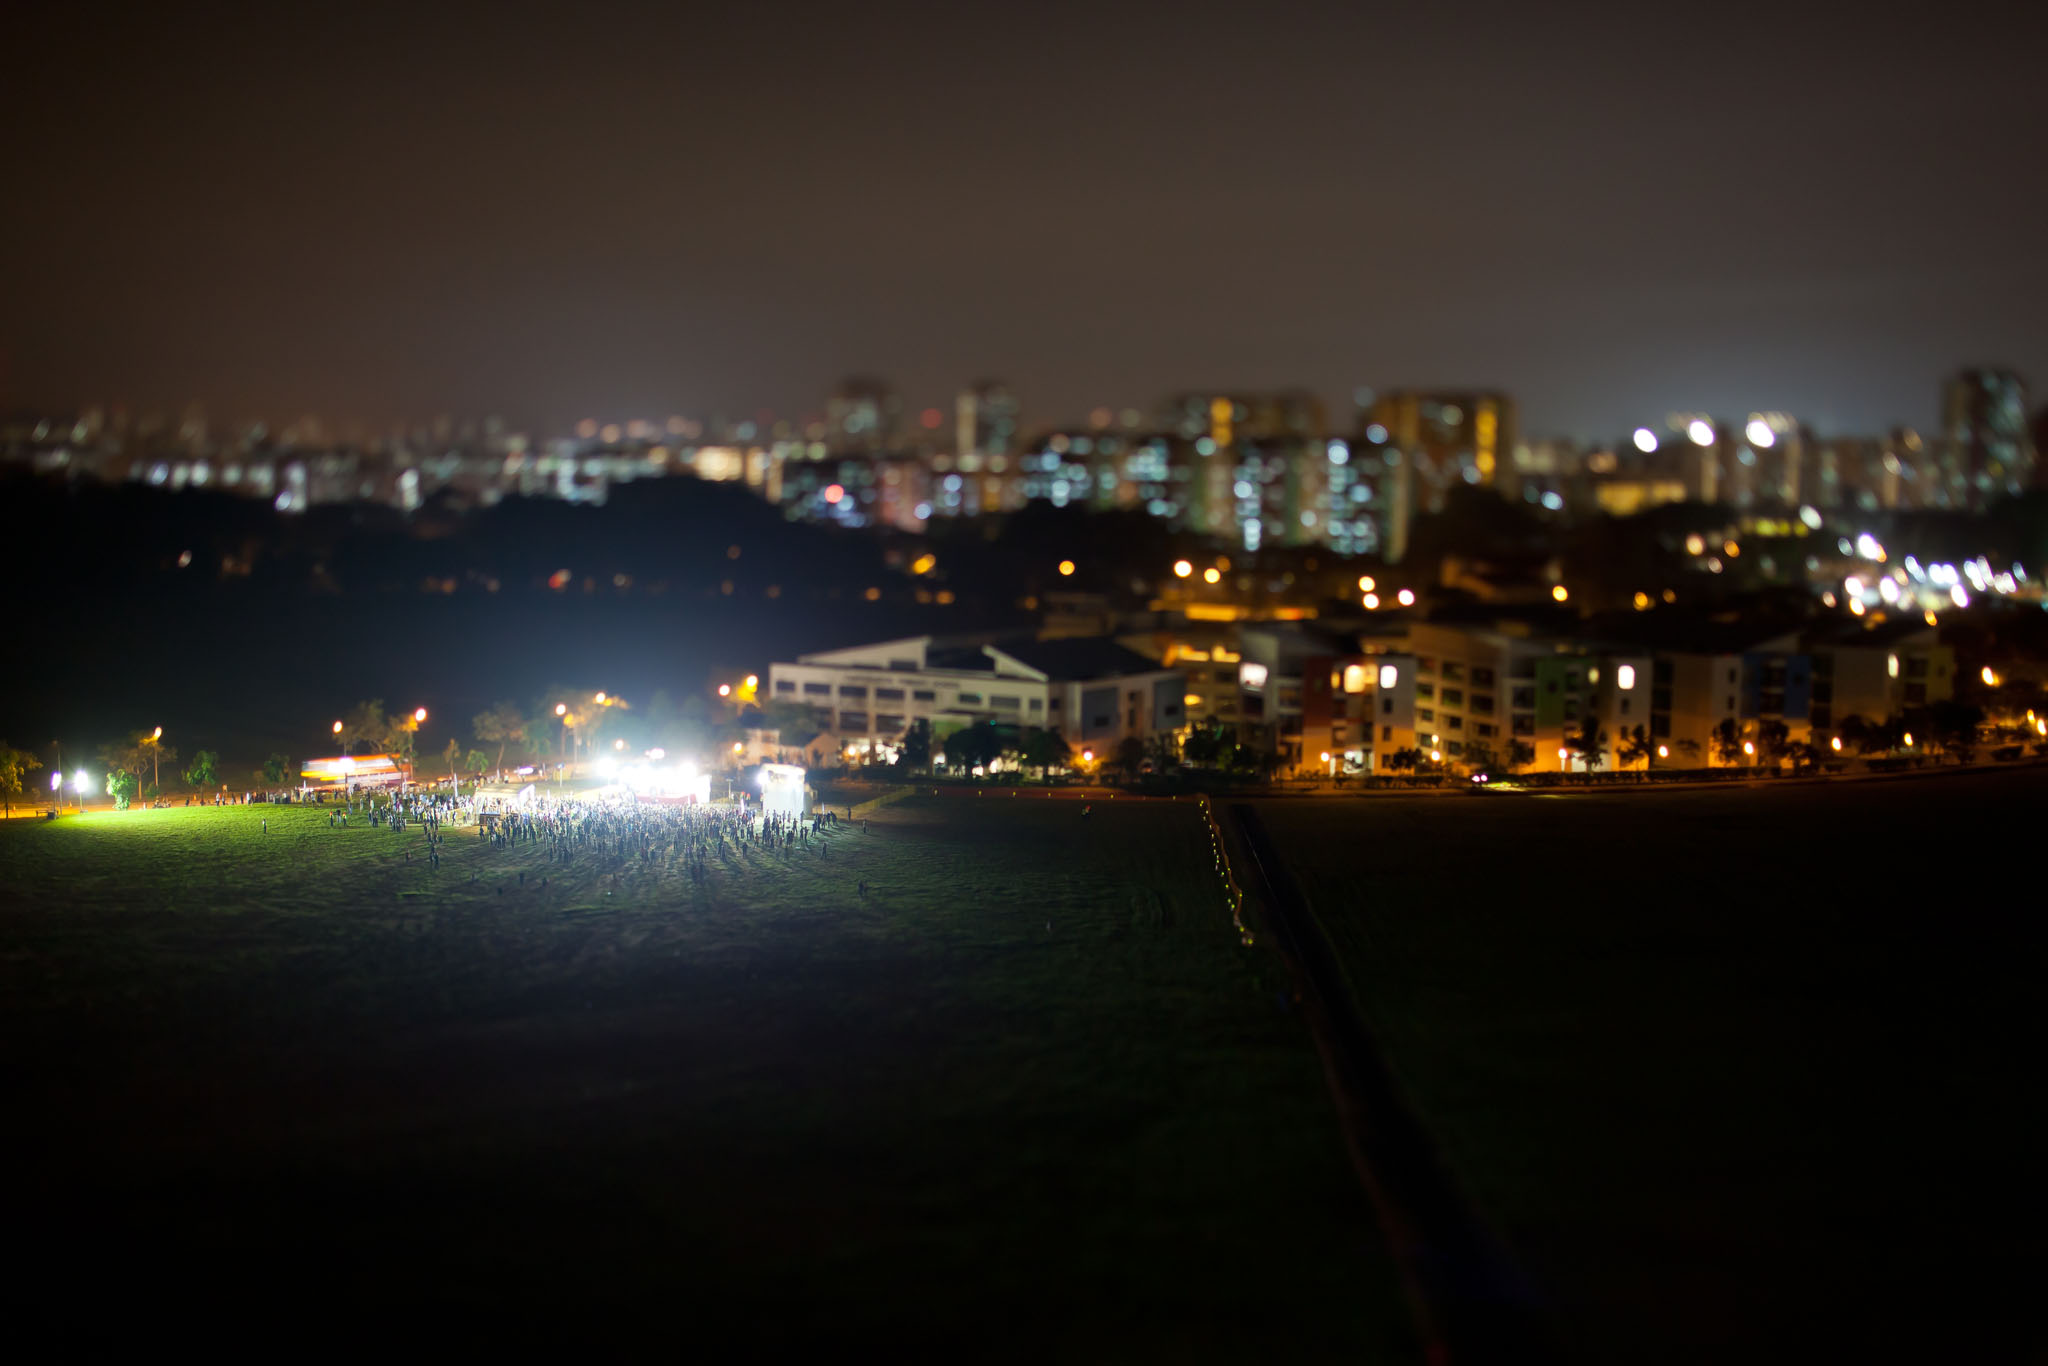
[6,1,2044,439]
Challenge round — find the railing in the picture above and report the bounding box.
[1193,794,1254,947]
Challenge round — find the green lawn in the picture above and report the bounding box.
[1253,769,2046,1364]
[1,796,1413,1357]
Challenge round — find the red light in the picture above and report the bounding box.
[920,407,942,430]
[824,484,844,504]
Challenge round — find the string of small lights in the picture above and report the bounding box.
[1194,795,1254,948]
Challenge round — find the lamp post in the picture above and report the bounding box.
[147,726,163,792]
[410,707,428,789]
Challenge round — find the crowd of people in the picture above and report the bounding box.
[316,786,870,894]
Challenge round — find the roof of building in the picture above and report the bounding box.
[1581,609,1805,656]
[991,635,1171,681]
[1803,615,1941,649]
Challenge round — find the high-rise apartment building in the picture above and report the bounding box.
[1361,390,1513,561]
[1941,368,2033,506]
[956,381,1019,458]
[826,376,901,456]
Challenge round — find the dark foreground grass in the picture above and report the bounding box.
[1255,768,2046,1364]
[0,796,1411,1358]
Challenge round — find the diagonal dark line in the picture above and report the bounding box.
[1228,802,1561,1365]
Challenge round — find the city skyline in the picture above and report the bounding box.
[6,3,2045,441]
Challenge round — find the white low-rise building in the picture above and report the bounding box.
[768,635,1187,752]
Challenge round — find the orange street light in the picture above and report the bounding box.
[1058,559,1076,576]
[332,720,344,735]
[1172,559,1193,578]
[151,726,162,741]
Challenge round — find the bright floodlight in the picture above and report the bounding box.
[414,707,428,723]
[648,747,666,760]
[1687,419,1714,446]
[51,771,61,791]
[1745,418,1776,448]
[74,771,89,793]
[1379,663,1398,689]
[1617,664,1636,690]
[1172,559,1193,578]
[1632,427,1657,453]
[596,757,617,777]
[594,692,607,704]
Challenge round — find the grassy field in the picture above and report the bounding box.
[1253,768,2046,1364]
[0,795,1412,1357]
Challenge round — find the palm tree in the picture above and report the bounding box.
[1710,719,1745,766]
[1616,724,1653,772]
[1565,717,1610,772]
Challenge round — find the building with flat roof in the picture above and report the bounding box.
[767,635,1186,756]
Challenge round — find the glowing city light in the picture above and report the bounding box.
[718,684,731,697]
[151,726,162,740]
[1203,567,1221,584]
[1887,654,1899,678]
[1617,664,1636,690]
[1632,427,1657,453]
[1687,419,1714,446]
[74,771,90,793]
[745,674,758,689]
[1742,741,1755,756]
[1656,745,1669,758]
[1396,588,1415,606]
[823,484,844,504]
[1981,666,1998,687]
[1950,584,1970,608]
[1685,534,1706,556]
[1745,418,1775,448]
[1830,737,1843,752]
[1551,584,1569,603]
[1172,559,1193,578]
[332,720,344,734]
[414,707,428,722]
[1058,559,1075,576]
[1357,575,1376,592]
[1379,664,1398,689]
[1362,593,1380,609]
[1633,591,1650,610]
